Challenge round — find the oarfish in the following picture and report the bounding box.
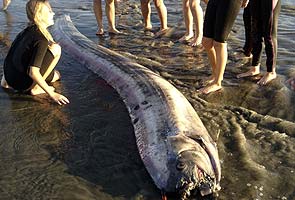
[52,15,221,199]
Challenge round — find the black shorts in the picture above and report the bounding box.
[203,0,241,43]
[4,49,55,92]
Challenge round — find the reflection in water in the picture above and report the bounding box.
[0,10,12,47]
[0,87,72,199]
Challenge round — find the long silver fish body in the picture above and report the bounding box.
[52,15,221,199]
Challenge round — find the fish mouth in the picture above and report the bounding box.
[176,165,215,200]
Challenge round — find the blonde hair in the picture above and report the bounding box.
[26,0,54,42]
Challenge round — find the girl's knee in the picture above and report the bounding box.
[202,37,213,49]
[105,0,115,5]
[190,0,201,7]
[51,70,61,82]
[213,40,226,48]
[153,0,164,8]
[49,43,61,58]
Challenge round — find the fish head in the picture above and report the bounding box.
[175,150,216,199]
[168,134,220,199]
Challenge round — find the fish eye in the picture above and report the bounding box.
[176,161,186,171]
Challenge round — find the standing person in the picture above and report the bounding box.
[237,0,281,85]
[199,0,249,94]
[242,0,252,57]
[93,0,121,35]
[2,0,11,10]
[1,0,69,105]
[179,0,205,46]
[140,0,169,37]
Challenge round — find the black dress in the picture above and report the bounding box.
[3,25,54,91]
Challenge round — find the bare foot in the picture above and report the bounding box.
[198,83,222,94]
[154,27,170,38]
[257,72,277,85]
[2,0,11,10]
[108,28,122,35]
[144,26,152,31]
[31,85,55,96]
[235,49,253,59]
[96,28,104,35]
[178,34,194,42]
[237,65,260,78]
[203,75,215,85]
[1,75,11,89]
[189,37,202,47]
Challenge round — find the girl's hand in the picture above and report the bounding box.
[49,92,70,105]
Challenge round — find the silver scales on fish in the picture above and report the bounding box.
[52,15,221,200]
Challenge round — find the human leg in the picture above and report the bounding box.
[179,0,194,42]
[214,41,227,85]
[201,37,216,84]
[140,0,152,30]
[31,45,61,95]
[199,41,226,94]
[242,1,252,56]
[237,0,263,79]
[250,0,263,68]
[45,43,61,82]
[213,0,241,43]
[105,0,121,34]
[188,0,203,46]
[153,0,169,36]
[271,0,281,69]
[262,0,276,73]
[200,0,239,93]
[201,0,217,84]
[93,0,104,35]
[2,0,11,10]
[257,0,281,85]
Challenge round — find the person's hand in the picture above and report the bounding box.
[49,92,70,105]
[241,0,249,8]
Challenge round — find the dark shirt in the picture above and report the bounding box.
[4,25,49,91]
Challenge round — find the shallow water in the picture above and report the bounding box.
[0,0,295,200]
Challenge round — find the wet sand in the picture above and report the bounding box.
[0,0,295,199]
